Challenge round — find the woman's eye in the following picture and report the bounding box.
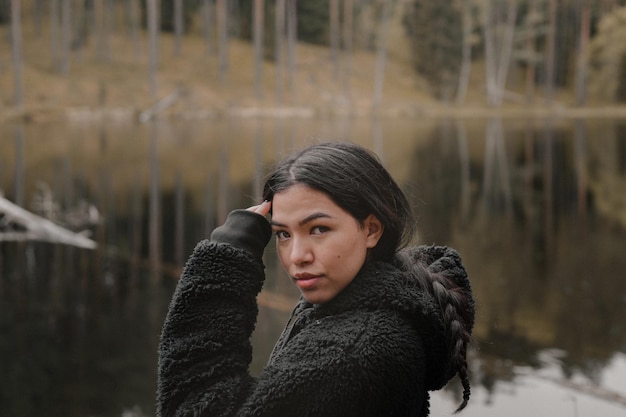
[311,226,329,235]
[275,230,290,240]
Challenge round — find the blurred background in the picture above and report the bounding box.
[1,1,626,417]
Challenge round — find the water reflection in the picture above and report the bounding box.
[1,117,625,417]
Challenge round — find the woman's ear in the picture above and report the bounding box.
[364,214,384,248]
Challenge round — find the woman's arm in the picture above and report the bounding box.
[157,210,271,417]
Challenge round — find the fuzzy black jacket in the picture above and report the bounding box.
[157,210,472,417]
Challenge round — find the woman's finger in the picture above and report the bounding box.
[247,200,271,216]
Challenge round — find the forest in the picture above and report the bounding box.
[2,0,626,121]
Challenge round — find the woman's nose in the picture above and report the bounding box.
[289,237,313,265]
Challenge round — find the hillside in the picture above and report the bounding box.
[2,17,626,124]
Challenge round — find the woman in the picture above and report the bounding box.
[157,142,475,417]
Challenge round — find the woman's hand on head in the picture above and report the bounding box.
[247,200,272,217]
[209,201,272,259]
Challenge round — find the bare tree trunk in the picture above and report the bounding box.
[482,2,496,104]
[10,0,23,111]
[217,145,229,224]
[50,0,61,71]
[60,0,71,74]
[174,170,184,268]
[575,0,590,106]
[73,0,86,62]
[203,175,217,240]
[127,0,142,59]
[286,0,297,102]
[456,0,473,104]
[147,0,159,98]
[34,0,43,37]
[543,123,554,260]
[217,0,229,82]
[455,120,471,220]
[574,119,588,216]
[343,0,354,99]
[482,0,517,106]
[95,0,111,63]
[14,125,24,207]
[329,0,340,87]
[129,172,143,292]
[275,0,286,104]
[372,0,393,111]
[495,1,517,96]
[174,0,183,56]
[544,0,556,103]
[253,120,264,201]
[149,122,162,285]
[228,1,242,38]
[254,0,265,100]
[525,0,537,103]
[482,117,512,215]
[372,116,384,161]
[203,0,215,56]
[523,120,534,221]
[496,119,513,216]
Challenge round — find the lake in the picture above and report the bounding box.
[1,115,625,417]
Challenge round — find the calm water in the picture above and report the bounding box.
[1,116,625,417]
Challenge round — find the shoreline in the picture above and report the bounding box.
[4,102,626,125]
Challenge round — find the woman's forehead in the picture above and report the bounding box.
[270,185,348,225]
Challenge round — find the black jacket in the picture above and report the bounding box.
[157,210,472,417]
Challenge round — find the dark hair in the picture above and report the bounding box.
[263,141,472,411]
[396,247,474,413]
[263,141,414,261]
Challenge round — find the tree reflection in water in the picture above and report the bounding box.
[1,117,625,417]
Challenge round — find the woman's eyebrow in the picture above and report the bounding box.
[270,212,332,228]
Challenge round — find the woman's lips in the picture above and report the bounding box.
[293,273,322,290]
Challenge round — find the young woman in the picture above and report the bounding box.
[157,142,475,417]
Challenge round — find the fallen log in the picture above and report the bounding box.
[0,196,97,249]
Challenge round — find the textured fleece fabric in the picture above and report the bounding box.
[157,210,471,417]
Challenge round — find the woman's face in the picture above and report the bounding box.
[270,185,383,304]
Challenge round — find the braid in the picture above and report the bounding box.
[395,248,474,412]
[429,273,473,412]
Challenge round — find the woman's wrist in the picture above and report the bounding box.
[210,209,272,260]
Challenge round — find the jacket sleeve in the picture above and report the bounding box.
[157,210,271,417]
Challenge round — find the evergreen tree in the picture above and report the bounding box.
[239,0,329,46]
[403,0,463,101]
[297,0,330,45]
[140,0,200,33]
